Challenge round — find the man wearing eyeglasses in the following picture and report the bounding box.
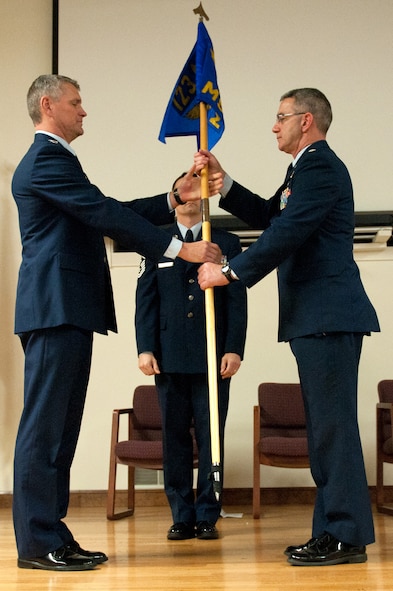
[194,88,380,566]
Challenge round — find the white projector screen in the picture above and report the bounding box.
[58,0,393,214]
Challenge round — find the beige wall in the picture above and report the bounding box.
[57,0,393,213]
[0,0,52,492]
[1,1,393,495]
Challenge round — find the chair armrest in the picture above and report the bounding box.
[376,403,393,449]
[110,408,135,447]
[253,405,261,447]
[377,403,393,424]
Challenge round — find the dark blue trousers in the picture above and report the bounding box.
[13,326,93,558]
[155,373,230,525]
[290,332,374,546]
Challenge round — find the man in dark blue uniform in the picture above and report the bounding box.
[196,88,380,566]
[135,174,247,540]
[12,74,222,571]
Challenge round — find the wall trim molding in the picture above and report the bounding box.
[0,486,385,510]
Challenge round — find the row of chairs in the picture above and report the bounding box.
[107,380,393,520]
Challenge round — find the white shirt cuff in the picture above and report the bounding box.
[221,173,234,197]
[164,237,182,259]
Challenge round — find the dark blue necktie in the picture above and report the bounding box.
[185,229,194,242]
[284,163,293,185]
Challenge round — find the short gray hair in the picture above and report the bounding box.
[27,74,80,124]
[280,88,332,134]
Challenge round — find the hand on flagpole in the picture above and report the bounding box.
[198,261,229,289]
[194,149,226,180]
[178,241,222,264]
[170,164,223,207]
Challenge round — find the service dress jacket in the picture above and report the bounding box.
[12,133,175,335]
[219,140,380,342]
[135,224,247,374]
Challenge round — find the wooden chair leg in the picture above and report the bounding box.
[376,458,393,516]
[253,405,261,519]
[376,418,384,511]
[107,409,134,520]
[376,457,385,513]
[106,451,119,520]
[376,405,393,515]
[127,465,135,516]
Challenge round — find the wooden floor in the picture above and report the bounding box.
[1,503,392,590]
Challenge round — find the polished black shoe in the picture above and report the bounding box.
[17,546,97,571]
[287,532,367,566]
[284,537,317,556]
[196,521,219,540]
[65,540,108,564]
[167,522,195,540]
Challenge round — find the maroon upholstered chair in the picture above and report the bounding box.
[253,382,309,518]
[376,379,393,515]
[107,384,198,520]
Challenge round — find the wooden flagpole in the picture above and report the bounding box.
[194,2,222,500]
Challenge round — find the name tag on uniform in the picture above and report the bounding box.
[158,262,174,269]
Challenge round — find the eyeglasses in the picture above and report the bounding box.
[275,112,306,124]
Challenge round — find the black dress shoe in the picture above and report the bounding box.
[17,546,97,571]
[65,540,108,564]
[284,537,317,556]
[167,522,195,540]
[196,521,219,540]
[287,532,367,566]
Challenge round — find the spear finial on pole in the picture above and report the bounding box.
[193,2,209,22]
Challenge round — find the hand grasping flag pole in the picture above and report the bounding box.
[159,3,224,500]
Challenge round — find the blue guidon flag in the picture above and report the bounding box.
[159,21,224,150]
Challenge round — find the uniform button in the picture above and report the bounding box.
[188,295,194,301]
[188,278,195,284]
[187,312,194,318]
